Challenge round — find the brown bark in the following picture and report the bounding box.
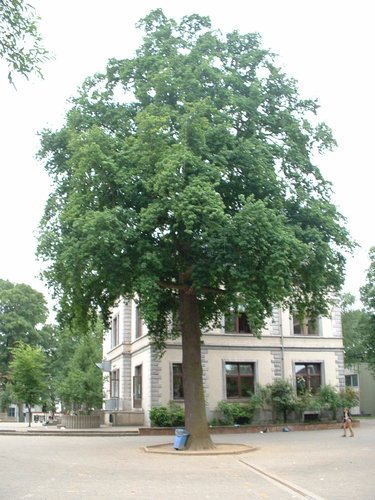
[157,281,225,295]
[179,289,215,450]
[27,405,32,427]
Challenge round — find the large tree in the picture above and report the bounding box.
[0,0,49,83]
[37,10,352,449]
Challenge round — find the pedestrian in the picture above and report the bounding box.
[342,407,354,437]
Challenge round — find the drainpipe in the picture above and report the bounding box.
[279,309,285,379]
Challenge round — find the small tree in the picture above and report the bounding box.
[56,334,103,413]
[267,379,297,423]
[9,342,47,426]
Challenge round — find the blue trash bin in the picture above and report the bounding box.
[174,428,189,450]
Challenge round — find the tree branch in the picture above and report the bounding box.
[157,281,225,295]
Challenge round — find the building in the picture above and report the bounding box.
[101,299,345,426]
[345,363,375,416]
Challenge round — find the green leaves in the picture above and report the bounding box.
[37,10,353,342]
[0,279,49,377]
[361,246,375,313]
[9,342,47,408]
[342,248,375,372]
[0,0,50,84]
[55,328,103,412]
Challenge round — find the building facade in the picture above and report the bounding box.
[345,363,375,416]
[102,299,345,426]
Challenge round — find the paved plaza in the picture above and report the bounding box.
[0,419,374,499]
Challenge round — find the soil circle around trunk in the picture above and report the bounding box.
[143,443,258,455]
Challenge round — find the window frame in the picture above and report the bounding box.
[172,363,184,400]
[292,313,320,336]
[294,362,322,394]
[225,361,255,399]
[135,305,143,339]
[111,314,120,347]
[110,369,120,398]
[345,374,359,388]
[133,365,142,408]
[7,407,15,418]
[224,312,252,334]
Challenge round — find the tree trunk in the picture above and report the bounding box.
[179,289,215,450]
[17,402,23,422]
[28,404,32,427]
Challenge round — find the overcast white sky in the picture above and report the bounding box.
[0,0,373,312]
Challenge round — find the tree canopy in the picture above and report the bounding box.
[9,342,47,426]
[37,10,353,448]
[0,278,49,381]
[341,305,369,366]
[360,247,375,314]
[359,248,375,370]
[38,9,352,332]
[53,325,103,413]
[341,249,375,371]
[0,0,49,83]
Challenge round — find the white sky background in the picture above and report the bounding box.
[0,0,373,312]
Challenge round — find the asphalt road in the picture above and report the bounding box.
[0,419,374,499]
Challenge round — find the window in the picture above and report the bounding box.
[7,407,15,418]
[135,305,142,339]
[292,313,319,336]
[225,362,255,398]
[345,374,359,388]
[111,315,119,347]
[172,363,184,400]
[133,365,142,408]
[110,369,119,398]
[225,312,252,334]
[295,363,321,394]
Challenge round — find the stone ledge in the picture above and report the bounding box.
[139,420,360,436]
[144,443,257,455]
[61,415,101,429]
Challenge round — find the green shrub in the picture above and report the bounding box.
[149,403,185,427]
[216,399,257,425]
[295,390,321,421]
[149,406,171,427]
[267,379,297,423]
[317,384,340,419]
[338,386,359,410]
[168,403,185,426]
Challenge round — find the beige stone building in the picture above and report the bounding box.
[344,363,375,416]
[102,299,345,426]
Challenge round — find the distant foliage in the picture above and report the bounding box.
[55,328,103,413]
[9,342,47,426]
[0,278,49,376]
[338,386,359,409]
